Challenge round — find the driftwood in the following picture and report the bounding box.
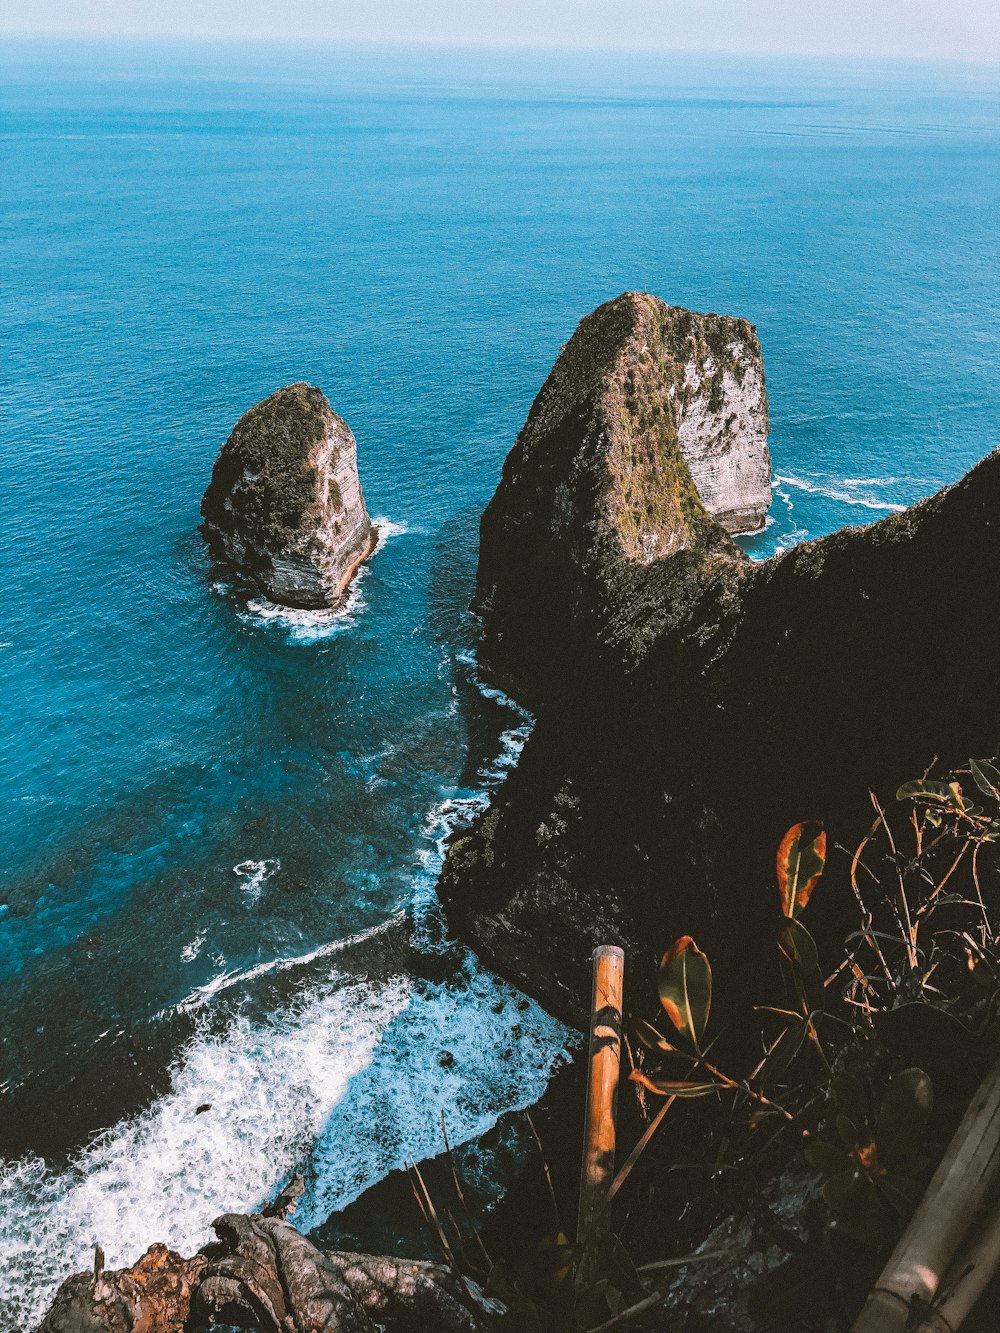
[35,1205,497,1333]
[35,1243,207,1333]
[851,1055,1000,1333]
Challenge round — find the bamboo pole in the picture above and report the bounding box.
[576,945,625,1288]
[851,1055,1000,1333]
[912,1195,1000,1333]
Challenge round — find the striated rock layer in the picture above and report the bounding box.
[441,296,1000,1025]
[201,383,377,610]
[473,292,769,701]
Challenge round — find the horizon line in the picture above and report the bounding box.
[2,30,1000,67]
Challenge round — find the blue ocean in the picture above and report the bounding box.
[1,38,998,1328]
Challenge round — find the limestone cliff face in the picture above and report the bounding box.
[473,293,769,698]
[201,384,377,610]
[441,299,1000,1024]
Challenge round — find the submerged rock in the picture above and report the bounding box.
[474,291,769,697]
[201,383,377,610]
[441,294,1000,1023]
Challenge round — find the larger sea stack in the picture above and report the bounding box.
[474,292,770,697]
[201,383,377,609]
[440,293,1000,1024]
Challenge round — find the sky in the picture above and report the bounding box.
[3,0,1000,62]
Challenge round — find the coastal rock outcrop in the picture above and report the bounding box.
[35,1212,490,1333]
[201,383,377,609]
[473,291,769,698]
[440,295,1000,1024]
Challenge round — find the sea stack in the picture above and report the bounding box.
[473,292,770,694]
[201,383,377,609]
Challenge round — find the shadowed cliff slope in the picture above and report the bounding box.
[441,297,1000,1024]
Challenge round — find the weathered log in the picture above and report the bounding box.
[851,1055,1000,1333]
[912,1194,1000,1333]
[35,1243,206,1333]
[195,1213,491,1332]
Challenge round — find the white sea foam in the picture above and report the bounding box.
[237,516,409,644]
[371,515,410,543]
[233,857,281,903]
[242,583,367,643]
[173,914,405,1013]
[0,962,571,1332]
[180,931,206,963]
[774,472,908,513]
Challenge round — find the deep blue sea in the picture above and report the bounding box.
[1,38,998,1328]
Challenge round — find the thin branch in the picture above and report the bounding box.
[525,1110,563,1237]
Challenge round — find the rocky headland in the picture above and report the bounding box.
[441,291,1000,1024]
[201,383,377,610]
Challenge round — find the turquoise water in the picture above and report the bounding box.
[1,39,998,1327]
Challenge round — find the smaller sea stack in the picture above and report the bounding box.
[201,383,377,609]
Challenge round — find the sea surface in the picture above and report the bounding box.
[1,38,998,1329]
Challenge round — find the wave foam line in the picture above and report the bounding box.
[774,473,908,512]
[171,912,407,1013]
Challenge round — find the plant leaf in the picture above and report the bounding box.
[757,1016,809,1092]
[657,936,712,1052]
[804,1139,852,1179]
[877,1068,933,1169]
[630,1069,717,1099]
[631,1017,687,1058]
[777,917,825,1013]
[896,779,953,804]
[776,821,826,918]
[970,758,1000,800]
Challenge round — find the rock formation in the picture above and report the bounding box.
[473,292,769,700]
[440,294,1000,1024]
[201,383,377,610]
[36,1210,492,1333]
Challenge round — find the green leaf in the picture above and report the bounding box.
[804,1139,852,1180]
[657,936,712,1052]
[631,1017,687,1058]
[836,1114,860,1150]
[877,1170,924,1220]
[971,758,1000,800]
[630,1069,718,1099]
[757,1017,809,1092]
[776,821,826,918]
[830,1072,869,1129]
[777,917,825,1013]
[896,779,953,804]
[877,1068,933,1169]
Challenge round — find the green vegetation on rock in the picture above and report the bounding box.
[201,382,331,549]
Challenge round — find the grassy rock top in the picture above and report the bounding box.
[201,382,341,551]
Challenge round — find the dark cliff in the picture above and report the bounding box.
[440,295,1000,1025]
